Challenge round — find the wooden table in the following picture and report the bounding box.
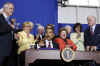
[25,49,100,66]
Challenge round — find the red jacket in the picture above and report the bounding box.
[54,38,77,51]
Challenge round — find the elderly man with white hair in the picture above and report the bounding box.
[36,25,45,41]
[65,25,72,39]
[0,2,14,66]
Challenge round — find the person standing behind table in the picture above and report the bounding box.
[17,22,36,66]
[54,28,77,51]
[70,23,85,51]
[0,2,14,66]
[84,16,100,51]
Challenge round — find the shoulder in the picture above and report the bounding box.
[84,27,90,33]
[81,32,84,35]
[30,34,34,38]
[67,39,73,42]
[96,25,100,29]
[54,37,63,42]
[18,31,25,36]
[70,33,77,36]
[0,13,3,17]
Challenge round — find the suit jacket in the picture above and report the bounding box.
[54,38,77,51]
[84,25,100,48]
[0,14,13,56]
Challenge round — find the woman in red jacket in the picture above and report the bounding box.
[54,28,77,51]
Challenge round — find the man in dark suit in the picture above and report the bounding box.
[84,16,100,51]
[36,28,59,49]
[0,2,14,66]
[84,16,100,66]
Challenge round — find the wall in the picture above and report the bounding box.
[0,0,58,34]
[58,6,100,24]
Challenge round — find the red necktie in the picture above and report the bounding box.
[90,27,94,35]
[48,41,51,48]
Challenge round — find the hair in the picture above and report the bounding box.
[46,24,54,30]
[3,2,14,9]
[46,28,54,33]
[38,25,44,30]
[65,25,72,29]
[73,23,82,32]
[58,28,68,36]
[22,21,34,28]
[87,16,96,22]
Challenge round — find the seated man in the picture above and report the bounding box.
[36,28,59,49]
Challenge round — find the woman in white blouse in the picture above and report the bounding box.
[70,23,85,51]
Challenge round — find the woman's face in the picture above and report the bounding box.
[75,26,80,33]
[23,25,31,32]
[60,31,67,39]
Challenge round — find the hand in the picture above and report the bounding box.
[39,40,45,46]
[36,34,40,40]
[14,33,19,39]
[91,46,97,51]
[86,46,91,51]
[66,45,71,48]
[10,24,15,29]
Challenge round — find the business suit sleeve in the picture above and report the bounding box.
[0,15,12,35]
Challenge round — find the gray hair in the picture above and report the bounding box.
[38,25,44,30]
[65,25,72,29]
[3,2,14,10]
[87,16,96,21]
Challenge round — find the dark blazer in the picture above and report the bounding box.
[0,14,13,56]
[84,25,100,48]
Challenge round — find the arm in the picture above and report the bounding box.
[67,39,77,51]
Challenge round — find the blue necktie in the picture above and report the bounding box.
[6,18,11,25]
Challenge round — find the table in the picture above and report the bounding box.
[25,49,100,66]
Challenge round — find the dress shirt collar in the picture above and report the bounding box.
[2,12,9,20]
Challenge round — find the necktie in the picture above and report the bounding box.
[6,18,11,25]
[48,41,51,48]
[90,27,94,35]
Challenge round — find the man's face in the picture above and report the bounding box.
[4,4,14,16]
[47,29,54,40]
[88,17,96,27]
[38,28,44,34]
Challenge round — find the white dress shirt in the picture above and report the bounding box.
[45,40,53,48]
[91,25,96,32]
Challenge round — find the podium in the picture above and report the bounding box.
[25,49,100,66]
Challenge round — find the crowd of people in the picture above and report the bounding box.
[0,2,100,66]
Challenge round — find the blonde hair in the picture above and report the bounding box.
[23,21,34,28]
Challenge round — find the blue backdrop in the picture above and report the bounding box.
[0,0,58,34]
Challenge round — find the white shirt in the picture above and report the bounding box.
[39,34,43,40]
[45,40,53,48]
[91,25,96,32]
[2,12,9,20]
